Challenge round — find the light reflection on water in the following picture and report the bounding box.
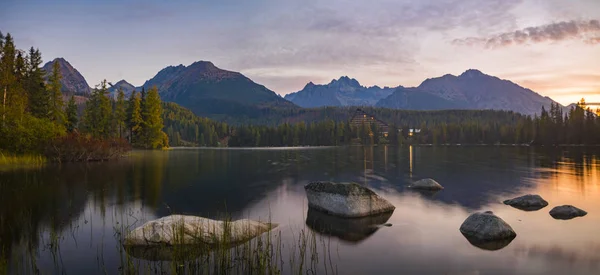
[1,146,599,274]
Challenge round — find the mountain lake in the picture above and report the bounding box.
[1,146,599,275]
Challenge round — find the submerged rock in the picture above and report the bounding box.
[459,211,516,250]
[124,215,278,246]
[407,178,444,190]
[304,181,395,217]
[549,205,587,220]
[503,194,549,211]
[306,208,393,243]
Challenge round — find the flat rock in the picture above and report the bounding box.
[549,205,587,220]
[124,215,277,246]
[305,182,395,218]
[459,211,516,250]
[407,178,444,190]
[503,194,549,211]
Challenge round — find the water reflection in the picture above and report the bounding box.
[305,208,393,243]
[1,146,599,274]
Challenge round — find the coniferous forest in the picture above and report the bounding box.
[0,32,167,162]
[2,31,600,164]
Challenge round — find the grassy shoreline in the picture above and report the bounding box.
[0,153,46,168]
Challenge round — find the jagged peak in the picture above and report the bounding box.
[459,69,485,78]
[189,60,216,68]
[329,76,361,87]
[45,57,72,68]
[114,79,131,85]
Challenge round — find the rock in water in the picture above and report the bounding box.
[407,178,444,190]
[304,182,395,217]
[549,205,587,220]
[503,194,549,211]
[459,211,516,250]
[124,215,278,246]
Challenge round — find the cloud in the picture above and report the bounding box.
[453,20,600,48]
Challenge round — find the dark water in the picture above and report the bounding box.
[1,146,600,274]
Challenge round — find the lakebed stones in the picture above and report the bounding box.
[304,181,395,218]
[459,211,516,250]
[407,178,444,191]
[549,205,587,220]
[503,194,549,211]
[124,215,278,247]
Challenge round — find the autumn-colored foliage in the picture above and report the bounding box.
[45,133,131,162]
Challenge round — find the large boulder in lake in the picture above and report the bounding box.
[503,194,548,211]
[306,208,393,243]
[124,215,278,246]
[304,182,395,218]
[459,211,516,250]
[407,178,444,191]
[549,205,587,220]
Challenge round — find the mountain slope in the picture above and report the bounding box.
[284,76,396,108]
[142,61,295,118]
[375,87,467,110]
[416,69,559,115]
[42,58,91,96]
[107,80,136,99]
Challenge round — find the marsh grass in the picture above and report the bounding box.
[3,208,338,275]
[111,213,337,275]
[0,153,46,168]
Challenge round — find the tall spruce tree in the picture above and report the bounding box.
[65,95,78,132]
[1,33,18,125]
[140,86,166,148]
[27,47,49,118]
[48,61,65,124]
[126,91,143,144]
[114,88,126,138]
[83,80,112,138]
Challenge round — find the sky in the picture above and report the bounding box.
[1,0,599,105]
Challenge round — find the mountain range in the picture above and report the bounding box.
[287,69,561,115]
[284,76,396,107]
[46,57,566,118]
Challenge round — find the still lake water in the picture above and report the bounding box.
[1,146,600,274]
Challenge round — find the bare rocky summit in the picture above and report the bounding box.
[42,58,91,95]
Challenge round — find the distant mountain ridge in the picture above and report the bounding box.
[284,76,397,108]
[412,69,558,115]
[289,69,564,115]
[44,57,566,117]
[107,80,136,99]
[141,61,296,117]
[42,58,91,96]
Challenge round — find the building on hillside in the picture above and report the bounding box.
[349,108,390,135]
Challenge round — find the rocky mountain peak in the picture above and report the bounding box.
[459,69,485,78]
[330,76,361,88]
[42,57,91,95]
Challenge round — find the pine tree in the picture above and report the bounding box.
[0,33,19,126]
[65,95,78,132]
[83,80,112,138]
[48,60,65,124]
[27,47,50,118]
[140,86,166,148]
[126,91,143,144]
[114,88,126,138]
